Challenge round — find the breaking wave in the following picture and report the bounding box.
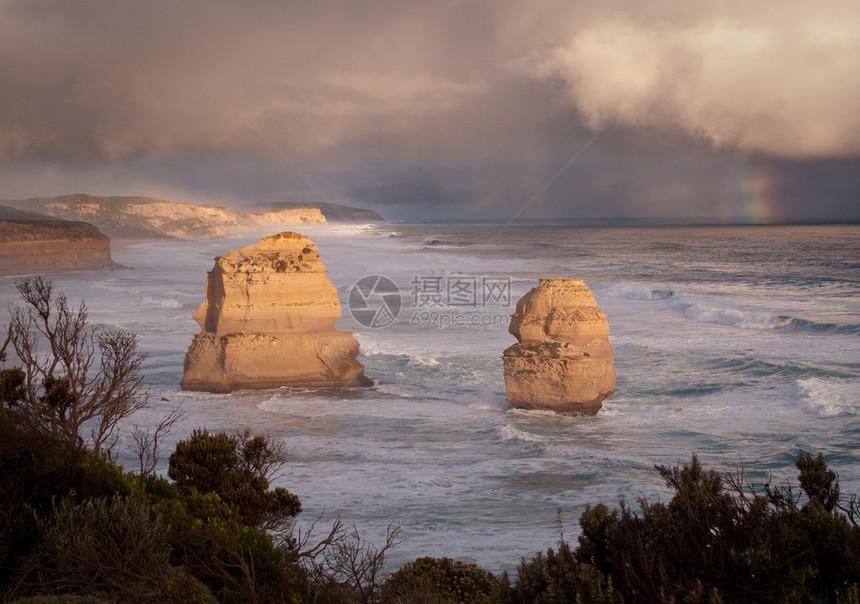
[603,283,675,300]
[677,302,860,335]
[797,377,859,417]
[143,296,183,309]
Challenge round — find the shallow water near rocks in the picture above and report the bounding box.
[2,223,858,574]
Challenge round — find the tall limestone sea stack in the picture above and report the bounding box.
[503,279,615,415]
[181,232,370,392]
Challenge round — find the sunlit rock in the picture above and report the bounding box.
[503,279,615,415]
[0,213,121,275]
[181,231,370,392]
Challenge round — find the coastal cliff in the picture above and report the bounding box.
[4,194,326,239]
[255,201,385,223]
[0,207,121,275]
[503,279,615,414]
[181,231,370,392]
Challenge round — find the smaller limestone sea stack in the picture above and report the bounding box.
[181,232,370,392]
[503,279,616,415]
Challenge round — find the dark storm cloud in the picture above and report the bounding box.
[1,0,858,220]
[0,0,504,163]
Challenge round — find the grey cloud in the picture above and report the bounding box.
[524,0,860,158]
[0,0,857,221]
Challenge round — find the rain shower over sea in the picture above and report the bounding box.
[2,223,858,573]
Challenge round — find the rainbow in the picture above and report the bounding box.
[735,158,782,224]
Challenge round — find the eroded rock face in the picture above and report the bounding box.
[0,217,121,276]
[503,279,615,415]
[181,231,370,392]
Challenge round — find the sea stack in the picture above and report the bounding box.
[181,231,370,392]
[503,279,615,415]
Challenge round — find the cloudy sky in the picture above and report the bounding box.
[1,0,858,221]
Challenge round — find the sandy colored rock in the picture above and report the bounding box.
[0,216,121,275]
[181,231,370,392]
[503,279,615,414]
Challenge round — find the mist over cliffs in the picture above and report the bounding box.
[2,194,330,240]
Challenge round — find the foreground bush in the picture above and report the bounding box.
[380,556,503,604]
[168,428,302,534]
[17,495,174,600]
[1,280,397,603]
[507,453,860,603]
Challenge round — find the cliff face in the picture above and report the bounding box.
[255,202,385,222]
[0,215,121,276]
[181,231,370,392]
[503,279,615,415]
[4,194,326,239]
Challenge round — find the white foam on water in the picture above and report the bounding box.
[602,282,676,300]
[142,296,183,308]
[677,301,798,330]
[797,377,860,417]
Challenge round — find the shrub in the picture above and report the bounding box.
[0,367,25,406]
[15,494,171,602]
[152,488,313,604]
[380,556,502,603]
[167,428,302,533]
[509,453,860,603]
[510,540,616,604]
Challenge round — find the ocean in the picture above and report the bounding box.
[1,223,858,574]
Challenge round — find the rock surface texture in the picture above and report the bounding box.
[0,214,121,275]
[503,279,615,414]
[181,232,370,392]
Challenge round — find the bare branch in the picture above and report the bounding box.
[292,514,402,603]
[132,406,184,477]
[3,277,150,456]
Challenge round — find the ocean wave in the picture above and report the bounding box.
[497,423,550,442]
[711,354,857,382]
[649,241,688,252]
[420,237,473,247]
[467,397,509,411]
[796,377,859,417]
[360,343,433,362]
[143,296,183,309]
[408,355,440,367]
[677,302,860,334]
[775,317,860,336]
[93,282,141,296]
[604,283,675,300]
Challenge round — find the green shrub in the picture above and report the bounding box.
[0,367,25,406]
[381,556,502,603]
[510,540,616,604]
[154,489,308,604]
[510,453,860,603]
[15,494,171,602]
[163,570,217,604]
[167,428,301,530]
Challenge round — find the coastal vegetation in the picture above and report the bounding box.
[1,280,858,602]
